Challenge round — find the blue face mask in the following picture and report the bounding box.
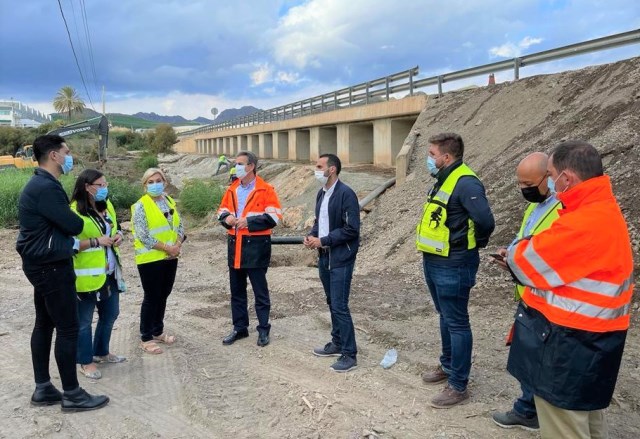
[427,156,439,177]
[547,176,555,194]
[94,186,108,201]
[56,153,73,174]
[147,182,164,197]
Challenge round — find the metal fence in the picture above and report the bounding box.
[181,28,640,137]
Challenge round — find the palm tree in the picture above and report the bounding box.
[53,86,86,120]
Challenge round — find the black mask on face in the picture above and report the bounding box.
[521,186,547,203]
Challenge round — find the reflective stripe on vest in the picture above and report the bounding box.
[514,199,561,299]
[131,194,180,265]
[71,200,119,293]
[416,163,477,257]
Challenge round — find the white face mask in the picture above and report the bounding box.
[235,164,247,179]
[315,170,328,185]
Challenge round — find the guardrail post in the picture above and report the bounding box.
[514,57,522,80]
[409,71,414,96]
[437,76,443,97]
[334,92,338,110]
[366,82,370,104]
[385,77,390,101]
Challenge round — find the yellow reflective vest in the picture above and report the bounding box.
[513,197,561,299]
[71,200,120,293]
[416,163,477,257]
[131,194,180,265]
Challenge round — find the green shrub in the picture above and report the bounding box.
[0,169,33,227]
[135,154,158,171]
[179,180,224,218]
[0,170,142,227]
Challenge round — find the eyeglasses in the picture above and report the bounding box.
[163,209,175,218]
[91,182,109,188]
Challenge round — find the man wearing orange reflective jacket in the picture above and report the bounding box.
[506,140,634,439]
[217,151,282,348]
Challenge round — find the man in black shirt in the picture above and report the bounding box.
[17,134,109,412]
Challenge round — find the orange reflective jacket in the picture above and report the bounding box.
[507,175,634,332]
[217,176,282,269]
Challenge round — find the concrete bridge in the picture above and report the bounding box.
[174,94,426,167]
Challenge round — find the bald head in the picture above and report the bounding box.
[517,152,548,185]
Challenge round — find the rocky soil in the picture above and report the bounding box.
[0,57,638,438]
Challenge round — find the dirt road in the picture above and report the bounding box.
[1,223,638,438]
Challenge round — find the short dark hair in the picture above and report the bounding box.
[428,132,464,159]
[551,140,603,181]
[237,150,258,174]
[33,134,66,163]
[319,153,341,175]
[71,169,105,216]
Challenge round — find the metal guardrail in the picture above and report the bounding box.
[181,66,419,136]
[181,28,640,137]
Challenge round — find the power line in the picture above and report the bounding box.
[80,0,100,99]
[57,0,95,110]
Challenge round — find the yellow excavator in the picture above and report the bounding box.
[0,115,109,170]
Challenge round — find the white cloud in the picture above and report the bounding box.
[251,64,273,86]
[489,36,544,58]
[276,71,300,84]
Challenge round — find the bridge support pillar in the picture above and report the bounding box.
[373,118,415,166]
[289,129,310,162]
[337,123,373,164]
[274,132,289,159]
[249,135,259,154]
[310,126,337,161]
[259,133,273,158]
[239,135,247,153]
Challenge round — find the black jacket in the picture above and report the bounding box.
[309,180,360,268]
[507,302,627,410]
[423,160,495,266]
[16,168,83,266]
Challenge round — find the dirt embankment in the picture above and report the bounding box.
[0,58,638,439]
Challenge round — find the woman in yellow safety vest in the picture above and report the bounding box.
[70,169,127,380]
[131,168,185,354]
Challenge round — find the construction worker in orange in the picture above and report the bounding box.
[505,140,634,439]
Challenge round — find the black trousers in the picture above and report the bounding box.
[138,259,178,342]
[23,259,79,391]
[229,267,271,334]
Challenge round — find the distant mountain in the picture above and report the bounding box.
[132,112,190,124]
[213,106,262,124]
[193,116,215,124]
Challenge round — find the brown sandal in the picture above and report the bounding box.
[153,333,176,345]
[140,340,163,354]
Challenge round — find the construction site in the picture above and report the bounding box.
[0,56,639,438]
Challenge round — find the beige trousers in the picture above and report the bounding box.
[534,395,608,439]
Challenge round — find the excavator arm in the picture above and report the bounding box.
[47,115,109,161]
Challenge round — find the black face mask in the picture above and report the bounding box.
[521,186,547,203]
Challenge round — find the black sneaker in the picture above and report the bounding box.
[330,355,357,373]
[313,342,341,357]
[492,410,539,431]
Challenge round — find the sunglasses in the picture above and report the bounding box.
[163,209,175,218]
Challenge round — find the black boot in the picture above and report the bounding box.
[257,331,270,347]
[31,383,62,406]
[222,329,249,345]
[61,387,109,413]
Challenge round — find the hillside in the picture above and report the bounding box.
[359,56,640,275]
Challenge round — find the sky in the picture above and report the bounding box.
[1,0,638,120]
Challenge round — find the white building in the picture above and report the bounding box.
[0,100,51,127]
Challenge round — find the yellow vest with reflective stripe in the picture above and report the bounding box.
[416,164,477,257]
[131,194,180,265]
[71,200,119,293]
[514,198,561,299]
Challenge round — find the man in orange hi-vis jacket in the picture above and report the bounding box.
[217,151,282,348]
[505,140,634,439]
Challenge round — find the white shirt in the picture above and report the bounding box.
[318,179,338,239]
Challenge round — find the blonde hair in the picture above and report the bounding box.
[141,168,166,186]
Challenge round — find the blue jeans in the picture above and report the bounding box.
[77,275,120,365]
[318,253,357,357]
[422,255,478,391]
[513,382,537,418]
